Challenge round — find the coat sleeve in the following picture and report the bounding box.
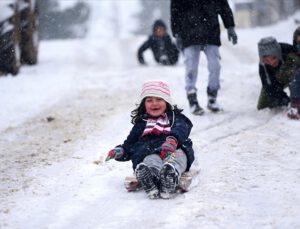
[259,64,288,99]
[170,0,183,37]
[168,113,193,146]
[137,37,152,64]
[217,0,235,28]
[277,53,300,86]
[165,35,174,49]
[116,121,145,161]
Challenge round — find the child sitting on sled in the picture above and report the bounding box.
[106,81,195,199]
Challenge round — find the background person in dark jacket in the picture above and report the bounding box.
[170,0,237,115]
[137,20,179,66]
[257,37,294,110]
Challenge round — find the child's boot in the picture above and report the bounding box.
[160,163,179,199]
[135,163,160,199]
[187,89,204,115]
[207,87,222,112]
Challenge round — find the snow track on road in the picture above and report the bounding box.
[1,32,300,229]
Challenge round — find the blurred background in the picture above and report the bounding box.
[1,0,300,76]
[38,0,300,40]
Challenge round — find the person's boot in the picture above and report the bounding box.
[160,163,179,199]
[207,87,222,112]
[135,163,160,199]
[187,90,204,115]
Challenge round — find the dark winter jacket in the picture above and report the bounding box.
[137,20,179,65]
[257,43,294,110]
[277,27,300,86]
[116,110,195,172]
[170,0,235,48]
[277,52,300,87]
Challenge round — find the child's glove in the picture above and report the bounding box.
[287,105,300,120]
[105,147,124,161]
[160,136,178,160]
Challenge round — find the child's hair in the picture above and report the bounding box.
[131,98,182,124]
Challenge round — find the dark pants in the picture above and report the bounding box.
[290,71,300,103]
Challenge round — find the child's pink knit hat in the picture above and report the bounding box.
[140,81,172,105]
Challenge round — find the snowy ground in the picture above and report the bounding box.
[1,14,300,229]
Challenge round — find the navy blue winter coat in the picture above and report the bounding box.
[116,110,195,172]
[137,34,179,65]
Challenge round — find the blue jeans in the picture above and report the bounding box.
[183,45,221,93]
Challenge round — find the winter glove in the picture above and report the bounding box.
[227,27,238,45]
[160,136,178,160]
[287,102,300,120]
[105,147,124,161]
[287,106,300,120]
[138,56,146,65]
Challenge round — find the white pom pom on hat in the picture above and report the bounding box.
[258,36,282,63]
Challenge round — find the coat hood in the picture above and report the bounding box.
[152,19,167,33]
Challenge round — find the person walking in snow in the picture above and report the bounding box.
[106,81,195,199]
[256,37,294,111]
[170,0,237,115]
[137,20,179,66]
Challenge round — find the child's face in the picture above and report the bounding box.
[154,26,166,38]
[145,97,167,117]
[262,55,280,68]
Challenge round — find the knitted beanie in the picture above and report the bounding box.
[140,81,172,105]
[258,37,282,63]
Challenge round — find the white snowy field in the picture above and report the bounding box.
[1,12,300,229]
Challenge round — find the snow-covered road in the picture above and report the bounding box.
[1,18,300,229]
